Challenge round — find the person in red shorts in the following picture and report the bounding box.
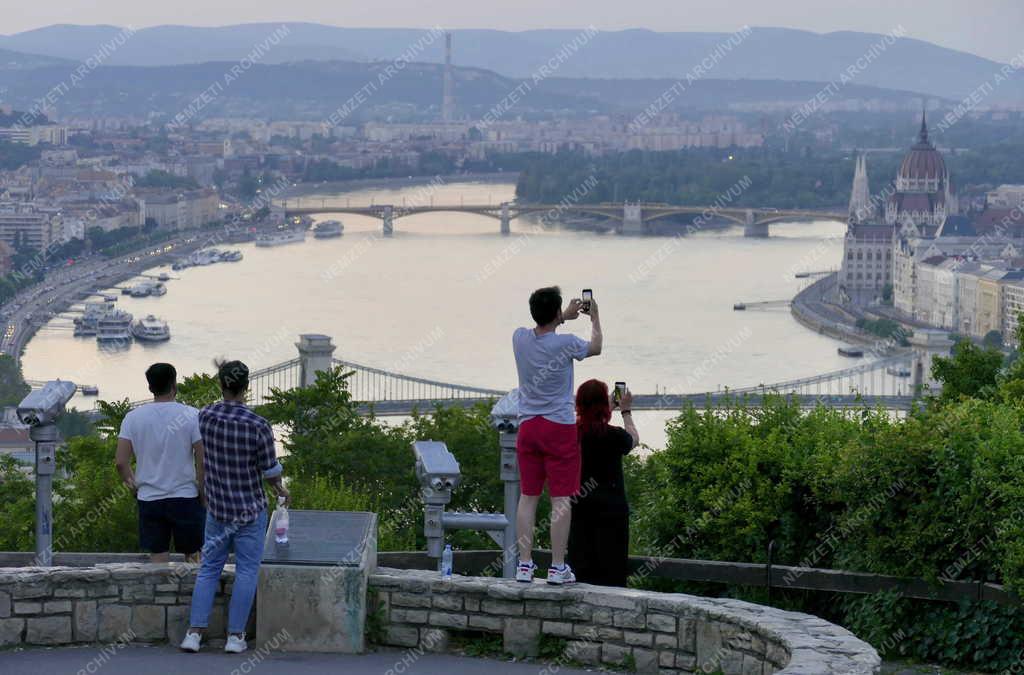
[512,286,602,584]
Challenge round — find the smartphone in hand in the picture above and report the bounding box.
[613,381,626,407]
[581,289,592,313]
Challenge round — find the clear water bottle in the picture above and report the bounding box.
[274,496,289,545]
[441,544,453,579]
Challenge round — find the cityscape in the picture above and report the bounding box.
[0,2,1023,674]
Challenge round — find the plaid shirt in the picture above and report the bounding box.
[198,400,281,524]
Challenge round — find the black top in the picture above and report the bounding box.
[575,425,634,513]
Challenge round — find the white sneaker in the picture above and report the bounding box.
[547,563,576,585]
[225,633,248,653]
[179,630,202,653]
[515,560,537,583]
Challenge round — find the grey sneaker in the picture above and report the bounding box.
[515,560,537,583]
[179,630,202,653]
[224,633,247,653]
[547,564,576,585]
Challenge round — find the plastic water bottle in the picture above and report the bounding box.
[274,496,289,545]
[441,544,453,579]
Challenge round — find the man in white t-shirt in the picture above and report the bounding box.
[116,363,206,563]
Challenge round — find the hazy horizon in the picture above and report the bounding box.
[2,0,1022,65]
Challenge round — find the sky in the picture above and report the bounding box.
[3,0,1023,64]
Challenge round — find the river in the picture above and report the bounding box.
[23,179,848,450]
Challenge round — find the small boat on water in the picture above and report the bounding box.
[131,315,171,342]
[837,345,864,358]
[158,272,171,281]
[256,230,306,247]
[313,220,344,239]
[222,250,243,262]
[81,385,99,396]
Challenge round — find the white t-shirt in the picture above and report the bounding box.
[513,327,590,425]
[118,402,202,502]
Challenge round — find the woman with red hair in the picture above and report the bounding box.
[568,379,639,587]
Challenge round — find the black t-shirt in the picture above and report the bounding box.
[575,425,634,513]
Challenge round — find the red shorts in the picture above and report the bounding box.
[516,417,580,498]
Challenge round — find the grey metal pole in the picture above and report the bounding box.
[499,430,520,579]
[31,424,58,567]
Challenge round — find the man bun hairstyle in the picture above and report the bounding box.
[216,359,250,396]
[145,363,176,396]
[529,286,562,326]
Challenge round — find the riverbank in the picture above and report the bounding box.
[3,223,258,366]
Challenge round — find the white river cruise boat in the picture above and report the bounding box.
[131,315,171,342]
[96,309,133,343]
[256,229,306,247]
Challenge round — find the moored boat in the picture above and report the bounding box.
[131,315,171,342]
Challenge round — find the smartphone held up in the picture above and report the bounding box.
[613,381,626,407]
[581,288,592,313]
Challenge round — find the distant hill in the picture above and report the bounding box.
[0,23,1022,103]
[0,58,935,123]
[0,47,72,70]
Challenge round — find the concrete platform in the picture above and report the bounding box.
[0,645,593,674]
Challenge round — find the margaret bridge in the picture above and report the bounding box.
[36,334,949,416]
[274,199,847,237]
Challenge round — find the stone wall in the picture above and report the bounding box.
[369,567,880,674]
[0,562,881,674]
[0,563,247,648]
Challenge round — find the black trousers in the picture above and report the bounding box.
[568,507,630,587]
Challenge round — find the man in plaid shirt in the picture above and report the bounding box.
[181,360,289,655]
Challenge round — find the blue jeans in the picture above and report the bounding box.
[189,510,267,635]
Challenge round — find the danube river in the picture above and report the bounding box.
[23,180,848,450]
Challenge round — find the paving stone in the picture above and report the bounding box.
[432,594,463,611]
[26,615,71,644]
[654,633,678,649]
[392,592,432,608]
[73,600,97,642]
[541,620,574,637]
[0,618,24,646]
[524,600,561,618]
[503,617,540,658]
[602,642,631,665]
[131,605,165,641]
[384,624,419,648]
[0,591,9,618]
[634,647,659,674]
[166,605,189,644]
[419,628,449,652]
[428,611,467,629]
[565,639,601,665]
[647,612,677,633]
[43,600,72,613]
[468,614,503,631]
[480,599,523,616]
[613,610,646,629]
[625,629,654,646]
[391,608,428,624]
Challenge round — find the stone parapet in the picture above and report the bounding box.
[0,563,244,649]
[369,567,880,674]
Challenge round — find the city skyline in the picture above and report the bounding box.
[2,0,1023,65]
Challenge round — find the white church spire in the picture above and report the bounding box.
[849,153,872,222]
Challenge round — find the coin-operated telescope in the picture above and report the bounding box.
[18,380,76,567]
